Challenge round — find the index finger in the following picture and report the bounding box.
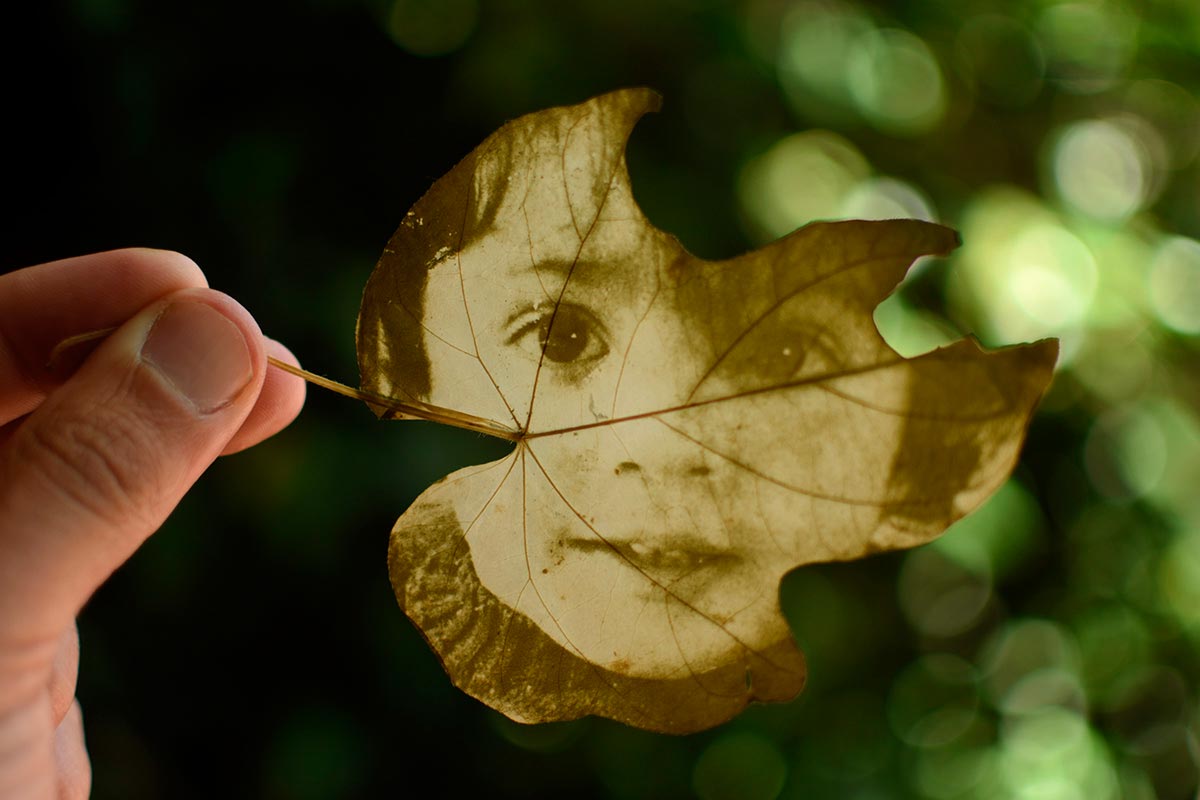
[0,248,208,424]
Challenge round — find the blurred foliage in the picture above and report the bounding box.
[5,0,1200,797]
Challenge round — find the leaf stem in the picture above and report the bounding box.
[47,326,117,369]
[267,357,521,441]
[47,326,520,442]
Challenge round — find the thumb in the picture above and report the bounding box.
[0,288,266,645]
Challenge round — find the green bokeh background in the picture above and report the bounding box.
[5,0,1200,797]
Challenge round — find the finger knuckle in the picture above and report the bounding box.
[16,401,164,531]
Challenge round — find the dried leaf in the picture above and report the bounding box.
[356,89,1057,733]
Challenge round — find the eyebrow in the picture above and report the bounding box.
[508,257,605,299]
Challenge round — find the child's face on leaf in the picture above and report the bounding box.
[420,184,906,678]
[357,90,1053,730]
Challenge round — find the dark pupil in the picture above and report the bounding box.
[540,309,590,363]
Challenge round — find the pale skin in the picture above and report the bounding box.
[419,200,908,679]
[0,249,305,799]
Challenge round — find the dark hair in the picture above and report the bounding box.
[357,110,583,400]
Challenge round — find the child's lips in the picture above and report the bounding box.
[565,534,742,581]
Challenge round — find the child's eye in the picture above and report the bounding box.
[506,302,611,376]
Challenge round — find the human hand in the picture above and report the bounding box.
[0,249,306,799]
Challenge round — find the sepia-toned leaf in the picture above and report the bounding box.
[356,89,1057,733]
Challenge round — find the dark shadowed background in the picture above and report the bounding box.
[5,1,1200,798]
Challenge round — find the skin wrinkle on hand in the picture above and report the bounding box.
[357,89,1057,732]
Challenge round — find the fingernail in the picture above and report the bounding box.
[141,301,253,414]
